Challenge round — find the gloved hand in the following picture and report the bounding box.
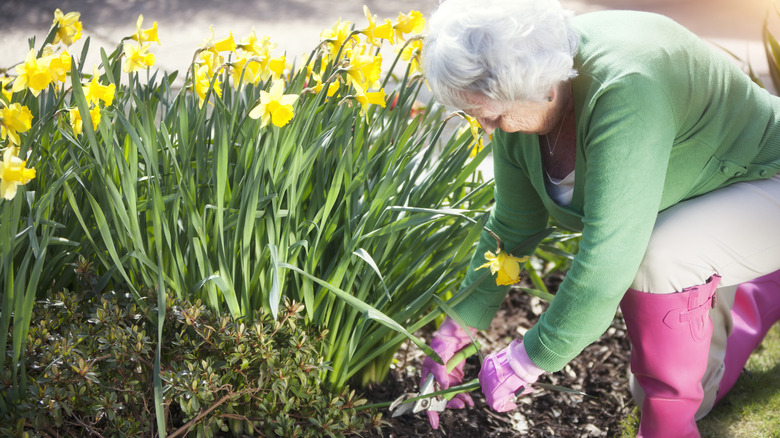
[479,339,545,412]
[420,316,477,429]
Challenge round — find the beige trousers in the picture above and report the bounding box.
[628,173,780,419]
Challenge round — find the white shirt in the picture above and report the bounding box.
[545,170,575,207]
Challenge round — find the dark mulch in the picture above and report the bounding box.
[360,279,635,437]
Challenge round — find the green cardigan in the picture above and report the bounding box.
[452,10,780,372]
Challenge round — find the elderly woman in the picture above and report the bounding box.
[418,0,780,436]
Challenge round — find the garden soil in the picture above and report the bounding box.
[361,275,635,438]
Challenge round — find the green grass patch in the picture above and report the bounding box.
[698,324,780,438]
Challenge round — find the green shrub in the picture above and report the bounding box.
[0,286,377,437]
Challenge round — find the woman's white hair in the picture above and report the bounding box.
[422,0,579,108]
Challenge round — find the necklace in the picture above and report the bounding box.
[544,111,567,156]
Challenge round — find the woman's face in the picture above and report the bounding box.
[464,91,565,136]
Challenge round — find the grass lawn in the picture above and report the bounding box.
[698,324,780,438]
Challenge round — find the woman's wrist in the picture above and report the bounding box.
[506,339,545,382]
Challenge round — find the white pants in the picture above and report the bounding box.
[629,174,780,419]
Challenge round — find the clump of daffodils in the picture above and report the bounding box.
[0,6,432,199]
[297,6,425,120]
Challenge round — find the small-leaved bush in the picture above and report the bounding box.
[0,284,377,437]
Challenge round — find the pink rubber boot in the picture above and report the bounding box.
[716,270,780,403]
[620,275,720,438]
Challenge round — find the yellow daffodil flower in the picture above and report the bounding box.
[238,30,276,80]
[351,82,386,116]
[230,56,263,89]
[306,59,339,97]
[13,49,53,96]
[193,64,223,108]
[361,6,395,46]
[321,18,358,58]
[1,75,12,102]
[197,49,225,76]
[0,103,34,146]
[248,79,298,128]
[344,53,382,90]
[267,55,288,81]
[400,38,423,75]
[213,32,236,53]
[459,115,485,158]
[0,147,36,201]
[308,70,340,97]
[394,10,425,42]
[132,15,160,45]
[476,249,528,286]
[202,26,236,53]
[85,67,116,106]
[239,30,276,58]
[52,9,83,46]
[69,105,101,136]
[43,49,72,84]
[122,42,155,73]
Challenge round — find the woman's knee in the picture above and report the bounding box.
[632,240,712,293]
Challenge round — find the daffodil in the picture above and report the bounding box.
[248,79,298,128]
[0,103,34,146]
[476,249,528,286]
[361,6,395,46]
[267,55,288,81]
[308,70,340,97]
[123,42,155,73]
[69,105,101,136]
[202,26,236,53]
[85,67,116,106]
[239,30,276,57]
[351,82,386,116]
[197,49,225,76]
[52,9,83,46]
[132,14,160,45]
[13,49,53,96]
[193,64,222,108]
[344,53,382,90]
[394,10,425,42]
[0,147,36,201]
[320,18,358,58]
[400,38,423,75]
[44,49,72,84]
[459,115,485,158]
[213,32,236,53]
[1,75,12,102]
[230,56,263,89]
[306,59,339,96]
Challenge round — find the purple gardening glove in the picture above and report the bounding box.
[420,316,478,429]
[479,339,545,412]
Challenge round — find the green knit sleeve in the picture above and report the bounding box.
[452,131,550,330]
